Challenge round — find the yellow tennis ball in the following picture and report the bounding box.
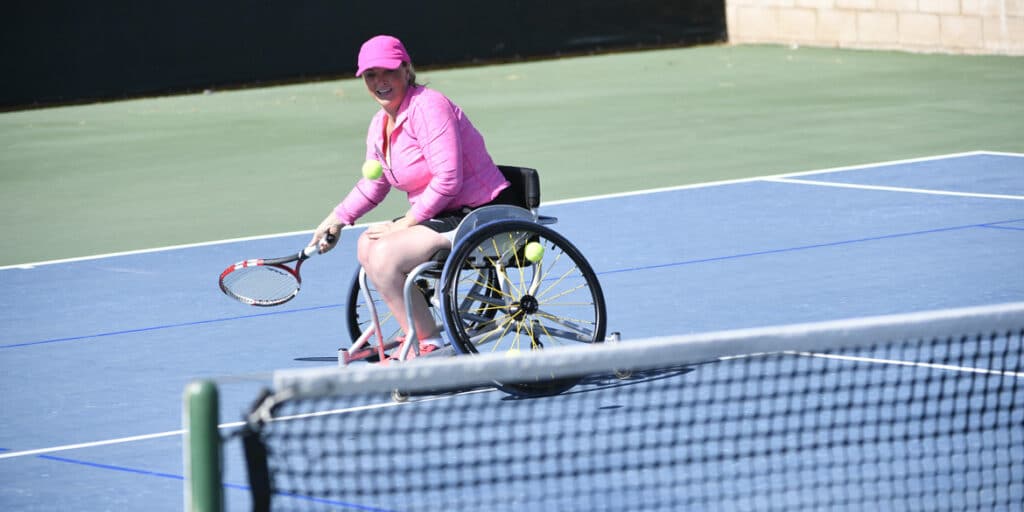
[524,241,544,263]
[362,159,383,180]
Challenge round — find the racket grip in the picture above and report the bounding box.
[306,232,338,257]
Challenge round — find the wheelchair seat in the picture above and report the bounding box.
[429,165,551,264]
[493,165,541,210]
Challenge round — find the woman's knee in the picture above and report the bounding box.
[356,232,382,271]
[361,237,401,277]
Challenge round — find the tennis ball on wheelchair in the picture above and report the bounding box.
[362,159,383,180]
[524,241,544,263]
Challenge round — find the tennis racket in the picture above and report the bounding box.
[219,234,335,306]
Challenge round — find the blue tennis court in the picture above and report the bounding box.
[1,151,1022,511]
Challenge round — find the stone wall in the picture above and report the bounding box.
[726,0,1024,55]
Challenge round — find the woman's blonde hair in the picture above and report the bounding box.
[405,62,419,87]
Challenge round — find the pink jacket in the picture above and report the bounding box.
[333,86,509,225]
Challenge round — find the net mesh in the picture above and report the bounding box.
[235,304,1024,511]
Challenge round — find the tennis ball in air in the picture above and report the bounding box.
[524,242,544,263]
[362,159,383,180]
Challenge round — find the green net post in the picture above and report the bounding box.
[184,380,223,512]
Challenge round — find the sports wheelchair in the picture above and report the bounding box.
[339,166,608,397]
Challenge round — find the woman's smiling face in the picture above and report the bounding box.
[362,65,410,115]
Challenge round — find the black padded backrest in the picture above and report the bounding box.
[493,165,540,209]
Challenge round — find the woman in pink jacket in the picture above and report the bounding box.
[312,35,509,356]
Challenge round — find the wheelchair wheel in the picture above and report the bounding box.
[440,220,606,397]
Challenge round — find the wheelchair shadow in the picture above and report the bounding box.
[294,356,338,362]
[500,365,698,401]
[289,357,709,402]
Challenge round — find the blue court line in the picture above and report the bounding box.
[5,218,1022,350]
[0,304,342,350]
[598,217,1024,276]
[982,223,1024,232]
[13,450,394,512]
[37,453,188,482]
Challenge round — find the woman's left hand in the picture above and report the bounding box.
[366,214,416,240]
[365,222,395,240]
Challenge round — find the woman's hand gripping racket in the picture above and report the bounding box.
[219,233,336,307]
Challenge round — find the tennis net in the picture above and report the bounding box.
[185,302,1024,511]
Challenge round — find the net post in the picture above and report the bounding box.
[183,380,223,512]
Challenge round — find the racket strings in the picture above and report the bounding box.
[222,265,300,305]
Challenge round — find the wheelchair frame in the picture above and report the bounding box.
[339,166,608,396]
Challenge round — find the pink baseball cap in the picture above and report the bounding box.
[356,35,411,77]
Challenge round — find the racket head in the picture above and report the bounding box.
[219,259,304,306]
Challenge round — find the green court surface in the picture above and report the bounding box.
[1,44,1021,267]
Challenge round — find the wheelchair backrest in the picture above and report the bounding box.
[493,166,540,210]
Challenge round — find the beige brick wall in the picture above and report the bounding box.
[726,0,1024,55]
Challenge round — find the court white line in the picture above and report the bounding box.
[2,150,1021,271]
[0,429,196,460]
[765,177,1024,201]
[0,229,319,271]
[791,351,1024,379]
[0,388,493,461]
[542,149,1008,206]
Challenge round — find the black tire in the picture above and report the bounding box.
[440,220,606,397]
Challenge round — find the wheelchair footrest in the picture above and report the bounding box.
[341,340,401,365]
[420,345,457,359]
